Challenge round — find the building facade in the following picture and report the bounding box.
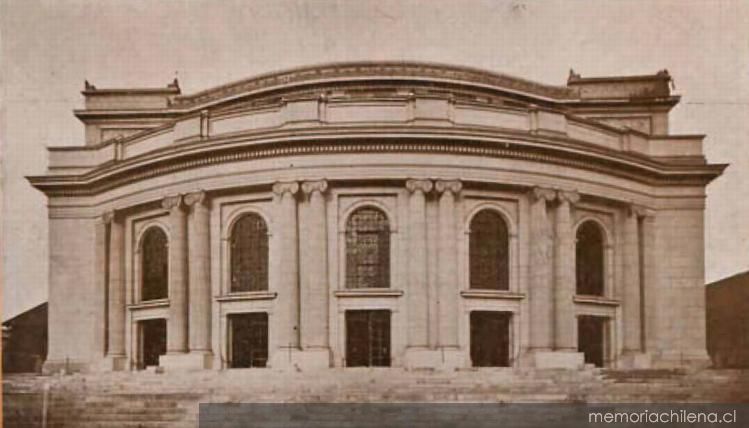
[29,62,725,373]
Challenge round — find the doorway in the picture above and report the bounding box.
[345,310,391,367]
[578,315,607,367]
[470,311,511,367]
[228,313,268,368]
[138,318,166,369]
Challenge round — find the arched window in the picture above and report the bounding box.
[576,220,605,296]
[141,227,168,301]
[345,207,390,289]
[469,209,510,290]
[230,213,269,292]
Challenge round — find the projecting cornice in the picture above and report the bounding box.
[27,133,727,197]
[172,61,579,109]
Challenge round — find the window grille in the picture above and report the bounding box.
[141,227,168,301]
[576,221,605,296]
[230,214,269,292]
[345,207,390,289]
[469,210,509,290]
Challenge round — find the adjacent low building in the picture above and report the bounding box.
[706,271,749,368]
[28,62,725,373]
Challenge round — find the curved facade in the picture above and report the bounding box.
[29,62,725,372]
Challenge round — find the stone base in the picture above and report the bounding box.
[532,351,585,369]
[618,352,652,369]
[269,348,331,370]
[403,347,465,369]
[651,349,711,369]
[160,352,213,371]
[95,355,128,372]
[42,358,95,375]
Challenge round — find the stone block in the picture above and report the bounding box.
[532,351,585,369]
[618,352,652,369]
[160,352,213,371]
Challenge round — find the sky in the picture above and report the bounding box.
[2,0,748,320]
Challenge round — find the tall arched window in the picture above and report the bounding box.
[576,220,605,296]
[345,207,390,289]
[141,227,168,301]
[230,213,269,292]
[469,209,510,290]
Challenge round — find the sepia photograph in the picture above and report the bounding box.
[2,0,749,426]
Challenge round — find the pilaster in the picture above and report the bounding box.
[297,179,332,368]
[404,178,435,367]
[162,195,189,356]
[101,210,127,371]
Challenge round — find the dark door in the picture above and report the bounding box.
[229,313,268,368]
[139,319,166,369]
[346,310,391,367]
[470,311,511,367]
[578,315,606,367]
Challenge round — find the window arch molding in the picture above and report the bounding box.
[573,216,614,297]
[135,222,170,303]
[462,203,518,293]
[222,206,273,295]
[339,200,396,290]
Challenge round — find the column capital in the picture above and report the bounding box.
[406,178,433,194]
[628,204,655,218]
[434,179,462,195]
[301,179,328,196]
[184,190,208,208]
[101,210,116,224]
[162,194,183,211]
[529,186,556,202]
[557,190,580,205]
[272,181,299,196]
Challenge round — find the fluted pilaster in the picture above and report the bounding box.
[185,191,212,353]
[163,195,189,354]
[272,181,300,351]
[300,180,329,350]
[406,179,433,348]
[104,210,126,359]
[528,187,556,351]
[435,179,462,348]
[553,190,579,351]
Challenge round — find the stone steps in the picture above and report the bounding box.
[5,368,748,426]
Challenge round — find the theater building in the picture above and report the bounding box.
[29,62,725,373]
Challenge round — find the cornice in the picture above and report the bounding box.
[172,61,578,108]
[28,133,727,198]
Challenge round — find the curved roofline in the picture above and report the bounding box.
[172,61,578,108]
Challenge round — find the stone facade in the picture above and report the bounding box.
[29,62,725,373]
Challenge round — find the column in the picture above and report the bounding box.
[185,191,212,366]
[406,179,433,349]
[641,212,657,352]
[553,190,579,351]
[163,195,189,354]
[300,180,329,352]
[528,187,556,352]
[93,215,108,357]
[435,180,461,349]
[622,205,641,354]
[621,205,652,368]
[272,181,300,355]
[104,210,126,370]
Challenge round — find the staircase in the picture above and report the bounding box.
[4,368,749,427]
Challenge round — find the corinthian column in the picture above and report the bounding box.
[273,181,300,353]
[406,179,433,349]
[104,210,126,370]
[553,190,579,351]
[528,187,556,352]
[184,191,212,357]
[300,180,329,350]
[163,195,189,354]
[435,179,462,348]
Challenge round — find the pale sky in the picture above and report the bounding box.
[2,0,748,320]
